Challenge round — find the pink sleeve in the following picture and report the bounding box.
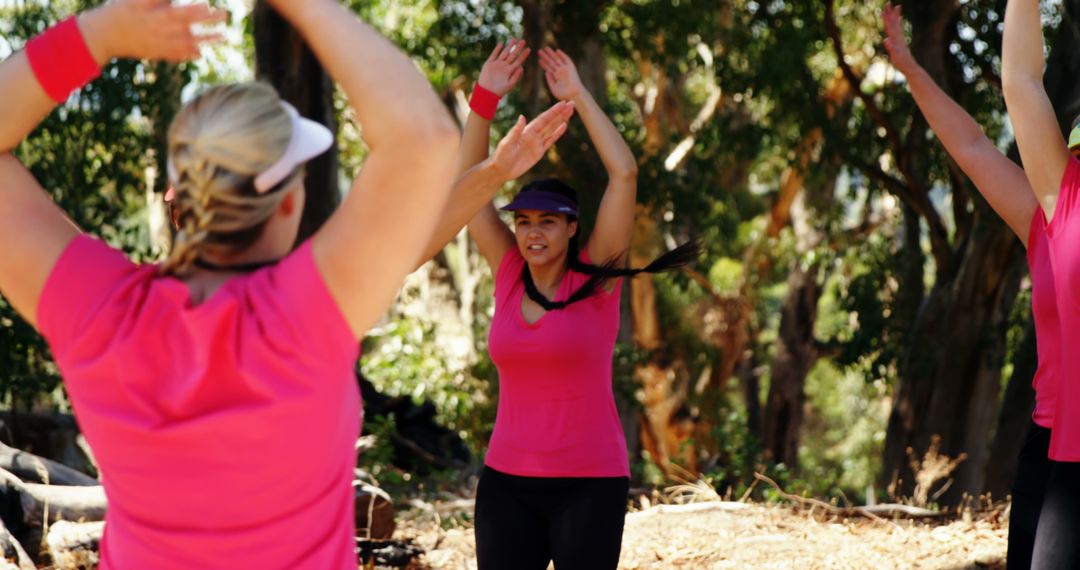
[256,241,357,357]
[1046,156,1080,239]
[37,235,139,356]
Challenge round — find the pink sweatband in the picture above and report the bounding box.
[469,84,501,121]
[26,17,102,103]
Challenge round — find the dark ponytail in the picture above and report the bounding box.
[522,236,701,311]
[516,181,701,310]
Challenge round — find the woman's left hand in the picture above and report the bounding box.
[539,47,585,102]
[79,0,227,64]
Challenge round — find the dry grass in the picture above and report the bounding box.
[395,499,1008,570]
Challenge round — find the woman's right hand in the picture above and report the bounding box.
[478,40,530,97]
[489,101,575,182]
[883,4,916,73]
[79,0,226,65]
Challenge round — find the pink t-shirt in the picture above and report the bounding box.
[485,248,629,478]
[1028,210,1059,429]
[1044,157,1080,461]
[37,236,361,569]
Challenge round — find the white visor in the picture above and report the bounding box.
[254,102,334,192]
[166,102,334,197]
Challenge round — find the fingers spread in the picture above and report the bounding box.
[512,46,532,67]
[490,42,505,62]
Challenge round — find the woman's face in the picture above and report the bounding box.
[513,209,578,266]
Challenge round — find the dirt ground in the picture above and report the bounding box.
[394,500,1008,570]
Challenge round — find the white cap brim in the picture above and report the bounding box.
[254,103,334,192]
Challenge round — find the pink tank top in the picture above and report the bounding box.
[485,248,629,478]
[1028,210,1059,429]
[37,236,361,569]
[1043,157,1080,461]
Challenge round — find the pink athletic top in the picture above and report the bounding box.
[1028,210,1059,429]
[1044,157,1080,461]
[485,248,629,478]
[37,236,361,569]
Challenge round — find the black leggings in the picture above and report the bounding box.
[1032,461,1080,569]
[474,466,629,570]
[1008,422,1053,570]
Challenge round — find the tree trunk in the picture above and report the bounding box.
[762,263,823,469]
[983,319,1037,499]
[884,221,1025,503]
[253,1,340,245]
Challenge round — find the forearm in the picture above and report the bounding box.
[905,64,988,161]
[277,0,455,149]
[572,90,637,180]
[455,112,494,178]
[417,158,505,266]
[1002,0,1046,89]
[0,55,55,153]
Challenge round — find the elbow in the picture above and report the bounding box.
[610,161,639,183]
[1001,63,1039,96]
[412,113,460,157]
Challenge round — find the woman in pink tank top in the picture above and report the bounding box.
[884,6,1060,568]
[0,0,463,568]
[1002,1,1080,568]
[449,44,698,570]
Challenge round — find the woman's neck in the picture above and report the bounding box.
[527,256,569,297]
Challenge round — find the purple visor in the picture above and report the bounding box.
[500,190,579,217]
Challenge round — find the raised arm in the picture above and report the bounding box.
[0,0,222,326]
[538,48,638,264]
[273,0,460,339]
[1002,0,1070,220]
[416,100,574,269]
[884,5,1036,244]
[460,42,530,271]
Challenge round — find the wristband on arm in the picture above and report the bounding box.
[26,17,102,103]
[469,84,501,121]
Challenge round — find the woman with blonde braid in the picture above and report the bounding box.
[0,0,474,567]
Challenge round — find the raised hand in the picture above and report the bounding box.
[883,4,916,73]
[539,47,585,102]
[478,40,530,97]
[80,0,227,64]
[491,101,575,181]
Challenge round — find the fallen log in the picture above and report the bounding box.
[0,413,94,477]
[0,468,106,563]
[20,483,107,526]
[46,521,102,570]
[0,443,97,487]
[0,516,32,570]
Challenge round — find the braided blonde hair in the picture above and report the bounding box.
[161,83,301,276]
